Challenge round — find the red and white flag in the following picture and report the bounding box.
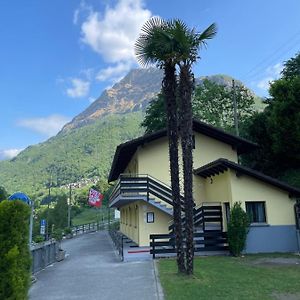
[88,188,104,207]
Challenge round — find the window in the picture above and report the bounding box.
[147,212,154,223]
[246,202,266,223]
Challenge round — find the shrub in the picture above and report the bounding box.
[0,200,31,299]
[227,202,250,256]
[64,227,72,235]
[34,235,45,243]
[52,228,64,249]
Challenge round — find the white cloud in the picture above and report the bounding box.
[88,96,96,103]
[257,63,283,91]
[96,62,132,82]
[0,149,23,160]
[66,78,90,98]
[73,0,92,25]
[80,0,152,64]
[17,115,71,137]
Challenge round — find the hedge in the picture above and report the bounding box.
[0,200,31,300]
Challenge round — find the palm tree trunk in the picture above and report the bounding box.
[179,64,194,275]
[163,63,186,273]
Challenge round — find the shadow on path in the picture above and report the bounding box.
[29,231,161,300]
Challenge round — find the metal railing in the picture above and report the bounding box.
[109,174,186,210]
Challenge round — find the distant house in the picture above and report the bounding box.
[108,120,300,253]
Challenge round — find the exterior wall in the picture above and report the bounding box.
[137,201,172,247]
[136,132,238,190]
[119,200,172,247]
[201,169,298,252]
[229,172,298,252]
[229,170,296,226]
[193,132,238,169]
[124,152,138,175]
[203,171,232,205]
[120,203,139,244]
[137,137,170,185]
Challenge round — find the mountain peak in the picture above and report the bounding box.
[61,68,163,133]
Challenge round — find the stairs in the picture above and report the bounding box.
[148,198,173,216]
[169,203,228,252]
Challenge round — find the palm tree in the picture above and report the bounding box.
[168,20,217,275]
[135,17,186,273]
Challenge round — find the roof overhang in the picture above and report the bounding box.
[194,158,300,198]
[108,119,257,182]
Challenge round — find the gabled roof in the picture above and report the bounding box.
[194,158,300,197]
[108,120,257,182]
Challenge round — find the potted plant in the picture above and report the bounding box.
[52,228,65,261]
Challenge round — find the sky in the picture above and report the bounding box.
[1,0,300,160]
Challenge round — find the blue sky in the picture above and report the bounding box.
[1,0,300,159]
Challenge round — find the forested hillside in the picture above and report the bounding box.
[0,112,143,195]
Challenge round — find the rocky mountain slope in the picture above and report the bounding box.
[62,68,163,132]
[0,68,263,196]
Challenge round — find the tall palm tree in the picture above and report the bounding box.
[168,20,217,275]
[135,17,186,273]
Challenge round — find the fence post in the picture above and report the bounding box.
[121,235,124,261]
[152,236,155,259]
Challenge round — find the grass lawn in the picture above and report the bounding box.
[158,254,300,300]
[72,207,105,225]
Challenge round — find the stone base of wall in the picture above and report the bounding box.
[245,225,299,253]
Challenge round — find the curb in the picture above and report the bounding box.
[153,259,165,300]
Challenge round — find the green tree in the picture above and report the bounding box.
[171,19,217,275]
[141,80,255,135]
[281,51,300,79]
[227,202,250,256]
[193,79,255,132]
[141,93,167,134]
[0,200,31,299]
[242,52,300,186]
[0,186,8,202]
[135,17,186,273]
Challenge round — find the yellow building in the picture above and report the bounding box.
[108,120,300,253]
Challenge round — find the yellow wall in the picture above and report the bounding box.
[193,132,238,167]
[229,170,296,226]
[204,171,232,205]
[120,203,139,244]
[119,200,172,246]
[134,131,238,207]
[137,137,170,184]
[137,200,172,246]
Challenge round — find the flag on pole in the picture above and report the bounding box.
[88,188,104,207]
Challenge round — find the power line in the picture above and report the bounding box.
[241,30,300,81]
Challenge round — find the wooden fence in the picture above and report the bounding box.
[150,231,228,259]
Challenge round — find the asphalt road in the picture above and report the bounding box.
[29,231,163,300]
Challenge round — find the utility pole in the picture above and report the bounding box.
[232,79,239,136]
[68,184,72,228]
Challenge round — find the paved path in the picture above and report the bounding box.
[29,231,163,300]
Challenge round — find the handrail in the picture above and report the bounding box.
[109,174,186,210]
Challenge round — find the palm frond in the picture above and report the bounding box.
[197,23,217,43]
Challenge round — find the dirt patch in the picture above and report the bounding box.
[250,257,300,267]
